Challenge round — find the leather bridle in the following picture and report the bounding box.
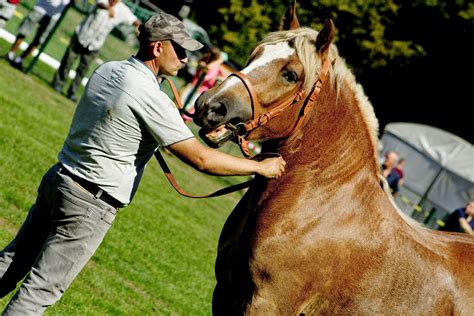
[227,58,332,156]
[155,57,332,198]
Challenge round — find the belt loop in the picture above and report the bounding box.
[95,189,103,199]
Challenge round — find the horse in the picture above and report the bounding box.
[193,2,474,315]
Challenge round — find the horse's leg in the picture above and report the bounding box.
[213,190,258,315]
[212,281,241,316]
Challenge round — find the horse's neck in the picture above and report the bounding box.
[274,78,383,200]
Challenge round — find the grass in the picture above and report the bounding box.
[0,42,249,314]
[2,0,137,87]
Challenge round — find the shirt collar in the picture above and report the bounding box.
[128,56,160,88]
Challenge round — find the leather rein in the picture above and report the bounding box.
[156,58,331,198]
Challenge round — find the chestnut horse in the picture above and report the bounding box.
[194,3,474,315]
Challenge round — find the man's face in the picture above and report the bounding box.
[159,40,187,76]
[465,201,474,216]
[109,0,119,6]
[385,152,398,167]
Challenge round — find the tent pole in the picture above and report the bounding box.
[412,167,444,218]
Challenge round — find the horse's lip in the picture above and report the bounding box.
[198,125,234,148]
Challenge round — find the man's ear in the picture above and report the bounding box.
[152,41,163,57]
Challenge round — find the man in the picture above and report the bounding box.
[7,0,70,68]
[381,150,400,195]
[0,12,286,314]
[392,158,406,188]
[440,200,474,234]
[52,0,139,102]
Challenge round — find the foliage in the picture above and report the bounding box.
[193,0,473,141]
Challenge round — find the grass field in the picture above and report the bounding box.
[0,44,248,314]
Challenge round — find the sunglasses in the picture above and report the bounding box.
[170,40,187,60]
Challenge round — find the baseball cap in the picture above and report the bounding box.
[138,12,203,51]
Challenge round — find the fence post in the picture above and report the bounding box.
[183,70,206,109]
[25,2,73,74]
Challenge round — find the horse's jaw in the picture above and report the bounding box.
[198,125,235,148]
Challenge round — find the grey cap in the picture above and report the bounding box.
[138,12,203,51]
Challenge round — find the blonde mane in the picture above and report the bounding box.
[256,27,427,228]
[256,27,380,171]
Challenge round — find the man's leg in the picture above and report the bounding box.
[2,170,117,315]
[7,6,42,60]
[67,49,98,100]
[0,164,60,298]
[17,14,52,61]
[53,34,81,93]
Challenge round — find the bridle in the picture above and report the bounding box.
[154,56,332,198]
[227,57,332,156]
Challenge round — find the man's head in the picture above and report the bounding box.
[465,200,474,216]
[108,0,119,6]
[384,151,399,168]
[137,12,203,75]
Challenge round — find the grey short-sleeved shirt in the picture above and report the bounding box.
[58,57,194,205]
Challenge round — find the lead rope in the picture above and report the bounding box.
[156,76,256,198]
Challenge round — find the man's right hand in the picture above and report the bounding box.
[256,156,286,179]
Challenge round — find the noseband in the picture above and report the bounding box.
[228,58,332,157]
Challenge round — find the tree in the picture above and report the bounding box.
[193,0,473,141]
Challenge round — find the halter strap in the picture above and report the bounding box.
[156,76,256,198]
[228,72,261,121]
[231,58,332,156]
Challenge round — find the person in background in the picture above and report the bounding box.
[0,0,19,29]
[52,0,139,102]
[180,46,225,123]
[7,0,70,68]
[0,12,285,314]
[381,151,401,195]
[392,158,406,188]
[440,200,474,234]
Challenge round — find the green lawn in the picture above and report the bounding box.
[0,46,247,314]
[1,0,138,93]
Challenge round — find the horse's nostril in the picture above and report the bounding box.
[211,102,228,117]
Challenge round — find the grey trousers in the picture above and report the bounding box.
[52,34,98,97]
[0,164,118,315]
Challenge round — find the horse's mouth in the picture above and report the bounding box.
[199,125,234,148]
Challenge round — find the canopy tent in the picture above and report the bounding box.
[380,123,474,228]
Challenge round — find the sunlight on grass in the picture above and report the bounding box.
[0,47,247,314]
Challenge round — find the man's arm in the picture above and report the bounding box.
[459,218,473,234]
[96,1,115,17]
[167,138,285,179]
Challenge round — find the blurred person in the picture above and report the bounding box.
[180,46,225,122]
[0,12,285,314]
[0,0,19,29]
[392,158,406,188]
[6,0,70,68]
[52,0,139,102]
[381,150,401,195]
[440,200,474,234]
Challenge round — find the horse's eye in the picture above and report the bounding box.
[283,71,298,83]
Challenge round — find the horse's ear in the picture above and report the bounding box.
[315,19,336,57]
[279,0,300,31]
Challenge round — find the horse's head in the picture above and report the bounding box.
[194,1,335,148]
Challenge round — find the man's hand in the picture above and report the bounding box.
[256,156,286,179]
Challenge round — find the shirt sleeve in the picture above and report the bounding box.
[121,5,137,26]
[134,90,194,147]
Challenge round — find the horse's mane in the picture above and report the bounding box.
[257,28,379,168]
[256,28,424,229]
